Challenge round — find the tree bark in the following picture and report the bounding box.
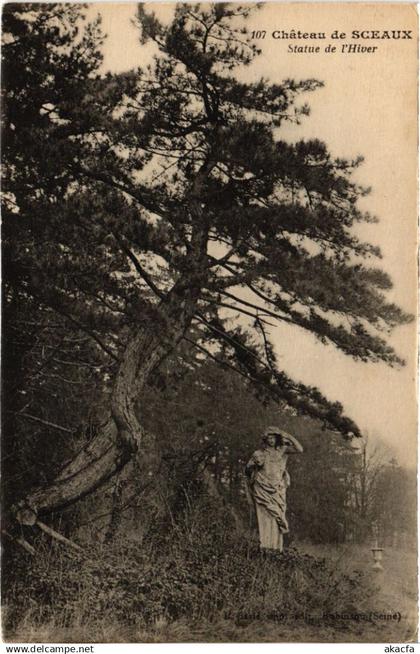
[14,414,124,521]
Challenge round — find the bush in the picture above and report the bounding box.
[2,493,373,639]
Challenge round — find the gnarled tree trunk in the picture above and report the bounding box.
[12,159,213,530]
[13,264,207,528]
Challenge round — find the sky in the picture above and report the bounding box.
[87,2,418,467]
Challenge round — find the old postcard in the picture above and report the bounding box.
[1,1,418,646]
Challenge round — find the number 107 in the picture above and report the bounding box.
[251,30,266,39]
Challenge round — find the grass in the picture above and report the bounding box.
[2,496,417,643]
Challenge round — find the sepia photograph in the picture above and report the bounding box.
[1,1,418,645]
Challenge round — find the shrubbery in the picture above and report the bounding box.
[3,493,373,640]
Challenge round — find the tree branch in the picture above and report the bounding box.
[13,411,74,434]
[112,232,165,300]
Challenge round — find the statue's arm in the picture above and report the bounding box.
[284,435,303,454]
[245,450,264,480]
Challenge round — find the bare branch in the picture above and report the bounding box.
[13,411,74,434]
[112,232,165,300]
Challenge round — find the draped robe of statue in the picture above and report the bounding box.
[245,446,291,551]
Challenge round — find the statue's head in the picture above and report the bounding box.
[262,426,294,448]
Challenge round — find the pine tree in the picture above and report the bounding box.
[2,4,411,530]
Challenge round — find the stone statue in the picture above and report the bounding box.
[245,425,303,552]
